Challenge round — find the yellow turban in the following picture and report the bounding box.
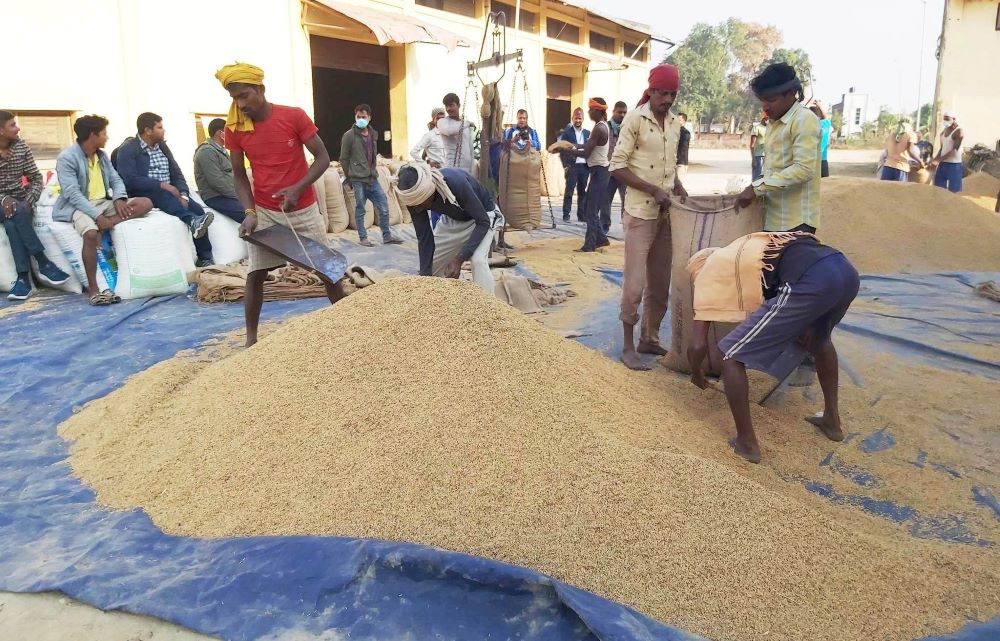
[215,62,265,133]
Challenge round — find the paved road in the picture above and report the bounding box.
[683,148,881,195]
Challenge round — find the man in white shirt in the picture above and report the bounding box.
[438,93,476,173]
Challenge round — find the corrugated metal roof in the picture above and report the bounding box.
[549,0,669,41]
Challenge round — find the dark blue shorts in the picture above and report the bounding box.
[719,253,860,380]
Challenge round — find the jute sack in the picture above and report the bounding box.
[540,153,564,197]
[377,166,402,226]
[313,174,328,223]
[499,146,542,230]
[323,166,351,233]
[661,196,764,375]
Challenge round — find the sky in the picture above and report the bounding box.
[581,0,945,115]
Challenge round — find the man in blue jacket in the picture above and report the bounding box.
[115,112,214,265]
[53,115,153,305]
[559,108,589,222]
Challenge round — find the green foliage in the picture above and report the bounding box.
[664,20,812,133]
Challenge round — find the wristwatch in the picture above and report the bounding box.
[244,208,256,217]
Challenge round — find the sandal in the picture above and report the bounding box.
[89,292,113,306]
[101,289,122,304]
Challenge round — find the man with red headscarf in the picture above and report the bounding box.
[610,64,688,371]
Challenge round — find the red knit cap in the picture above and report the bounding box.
[638,64,680,107]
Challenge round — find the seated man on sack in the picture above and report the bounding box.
[115,112,215,266]
[395,163,499,294]
[194,117,246,222]
[686,231,859,464]
[53,114,153,305]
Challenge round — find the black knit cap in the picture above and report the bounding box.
[750,63,801,98]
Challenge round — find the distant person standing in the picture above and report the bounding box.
[340,104,404,247]
[929,112,964,193]
[559,108,590,222]
[604,100,628,231]
[676,113,691,182]
[809,102,832,178]
[438,93,476,174]
[749,115,768,180]
[567,98,611,252]
[880,122,921,182]
[410,107,446,168]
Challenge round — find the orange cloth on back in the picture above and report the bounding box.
[688,232,807,322]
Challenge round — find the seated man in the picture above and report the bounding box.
[115,112,214,265]
[194,117,244,222]
[687,231,859,464]
[0,110,70,300]
[395,163,497,293]
[53,114,153,305]
[503,109,541,152]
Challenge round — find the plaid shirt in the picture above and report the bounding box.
[751,101,821,231]
[0,138,43,205]
[139,138,171,183]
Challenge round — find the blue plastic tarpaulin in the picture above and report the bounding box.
[0,244,996,640]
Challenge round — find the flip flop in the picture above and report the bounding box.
[100,289,122,304]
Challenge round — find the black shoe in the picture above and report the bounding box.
[195,258,214,268]
[562,214,571,222]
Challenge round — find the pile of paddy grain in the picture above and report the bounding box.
[963,172,1000,198]
[819,177,1000,273]
[60,277,999,641]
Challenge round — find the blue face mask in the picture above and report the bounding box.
[355,118,369,129]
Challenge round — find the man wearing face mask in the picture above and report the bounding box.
[929,112,964,193]
[341,104,404,247]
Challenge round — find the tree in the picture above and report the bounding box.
[666,23,728,129]
[665,19,782,132]
[831,112,844,138]
[911,102,933,132]
[761,48,815,95]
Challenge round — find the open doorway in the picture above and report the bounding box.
[311,36,392,160]
[546,74,573,146]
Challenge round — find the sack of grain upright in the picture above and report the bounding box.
[499,147,542,230]
[313,173,328,221]
[322,166,351,233]
[662,197,764,375]
[377,166,403,226]
[540,153,564,197]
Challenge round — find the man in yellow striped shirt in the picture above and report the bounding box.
[735,63,821,233]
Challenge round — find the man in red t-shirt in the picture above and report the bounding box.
[216,62,346,347]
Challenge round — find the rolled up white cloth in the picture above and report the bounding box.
[394,162,458,208]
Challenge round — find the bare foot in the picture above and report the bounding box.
[730,436,762,464]
[805,412,845,442]
[245,334,258,348]
[637,341,668,356]
[620,349,651,371]
[690,369,710,389]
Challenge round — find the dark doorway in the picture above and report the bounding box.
[546,73,573,146]
[311,36,391,161]
[546,99,571,146]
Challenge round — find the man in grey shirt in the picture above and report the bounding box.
[194,118,245,222]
